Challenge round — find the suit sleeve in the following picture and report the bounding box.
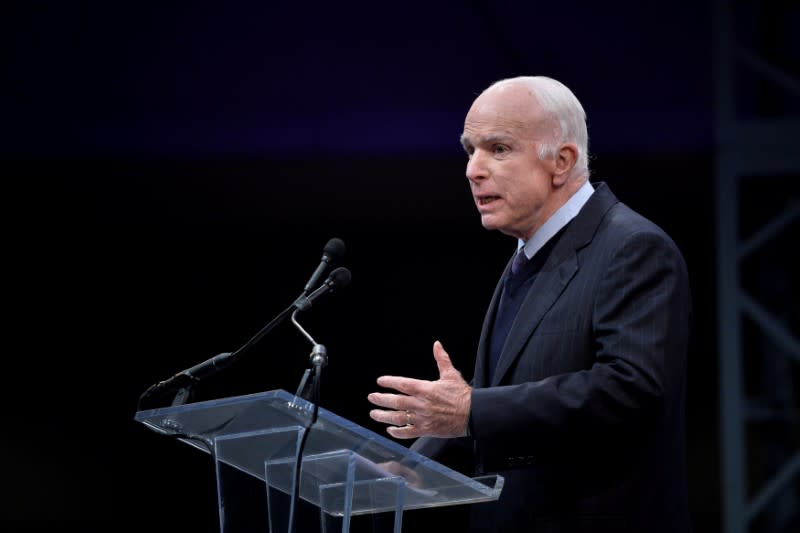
[469,229,690,467]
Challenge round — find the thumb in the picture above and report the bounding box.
[433,340,459,379]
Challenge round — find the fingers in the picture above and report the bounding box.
[368,340,466,440]
[379,461,421,486]
[433,340,459,379]
[367,391,422,412]
[386,423,420,439]
[375,341,460,391]
[369,408,409,427]
[367,391,401,410]
[368,377,427,434]
[375,375,430,396]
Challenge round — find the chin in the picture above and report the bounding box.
[480,213,500,228]
[482,219,514,236]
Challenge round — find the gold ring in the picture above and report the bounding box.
[405,410,414,426]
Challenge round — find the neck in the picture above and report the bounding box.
[524,182,581,240]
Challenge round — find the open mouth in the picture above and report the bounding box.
[478,195,500,206]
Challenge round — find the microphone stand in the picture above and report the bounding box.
[287,308,327,533]
[136,304,296,410]
[291,312,328,403]
[137,267,350,411]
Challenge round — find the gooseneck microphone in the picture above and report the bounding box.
[286,266,351,533]
[294,267,352,312]
[289,267,351,368]
[137,239,353,533]
[303,238,345,295]
[137,239,349,410]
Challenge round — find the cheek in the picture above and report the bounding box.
[521,178,548,204]
[506,179,533,205]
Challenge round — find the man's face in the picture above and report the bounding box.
[460,84,556,241]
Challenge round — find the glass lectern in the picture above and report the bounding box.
[135,389,503,532]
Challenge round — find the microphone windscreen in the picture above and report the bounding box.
[329,267,352,289]
[323,238,346,259]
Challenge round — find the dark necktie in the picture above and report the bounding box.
[486,227,570,384]
[511,248,528,275]
[505,249,531,295]
[487,249,532,383]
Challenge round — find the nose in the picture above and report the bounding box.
[466,150,487,183]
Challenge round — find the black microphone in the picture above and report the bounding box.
[286,268,351,533]
[294,267,351,312]
[139,350,237,405]
[138,268,352,409]
[303,238,346,295]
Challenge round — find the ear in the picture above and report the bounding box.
[552,143,578,186]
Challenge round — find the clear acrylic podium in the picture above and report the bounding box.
[135,389,503,532]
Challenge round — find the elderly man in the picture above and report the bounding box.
[368,76,691,532]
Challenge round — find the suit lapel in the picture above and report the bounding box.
[490,254,578,385]
[488,183,619,386]
[473,255,513,388]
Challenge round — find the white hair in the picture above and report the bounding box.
[490,76,590,177]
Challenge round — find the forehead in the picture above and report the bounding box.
[461,117,531,146]
[462,84,543,143]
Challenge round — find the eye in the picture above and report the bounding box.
[463,145,475,157]
[493,144,509,155]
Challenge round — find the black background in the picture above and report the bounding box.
[4,1,796,531]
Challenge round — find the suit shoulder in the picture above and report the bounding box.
[601,202,680,250]
[589,202,689,277]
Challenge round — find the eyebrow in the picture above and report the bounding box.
[460,132,514,148]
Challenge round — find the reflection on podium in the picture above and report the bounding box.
[135,389,503,532]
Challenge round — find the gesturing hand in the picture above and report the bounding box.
[368,341,472,439]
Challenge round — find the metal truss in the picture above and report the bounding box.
[715,1,800,532]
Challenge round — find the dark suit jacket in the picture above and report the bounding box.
[413,183,691,532]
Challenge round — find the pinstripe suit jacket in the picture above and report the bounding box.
[413,183,691,532]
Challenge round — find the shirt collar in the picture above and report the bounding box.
[517,179,595,259]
